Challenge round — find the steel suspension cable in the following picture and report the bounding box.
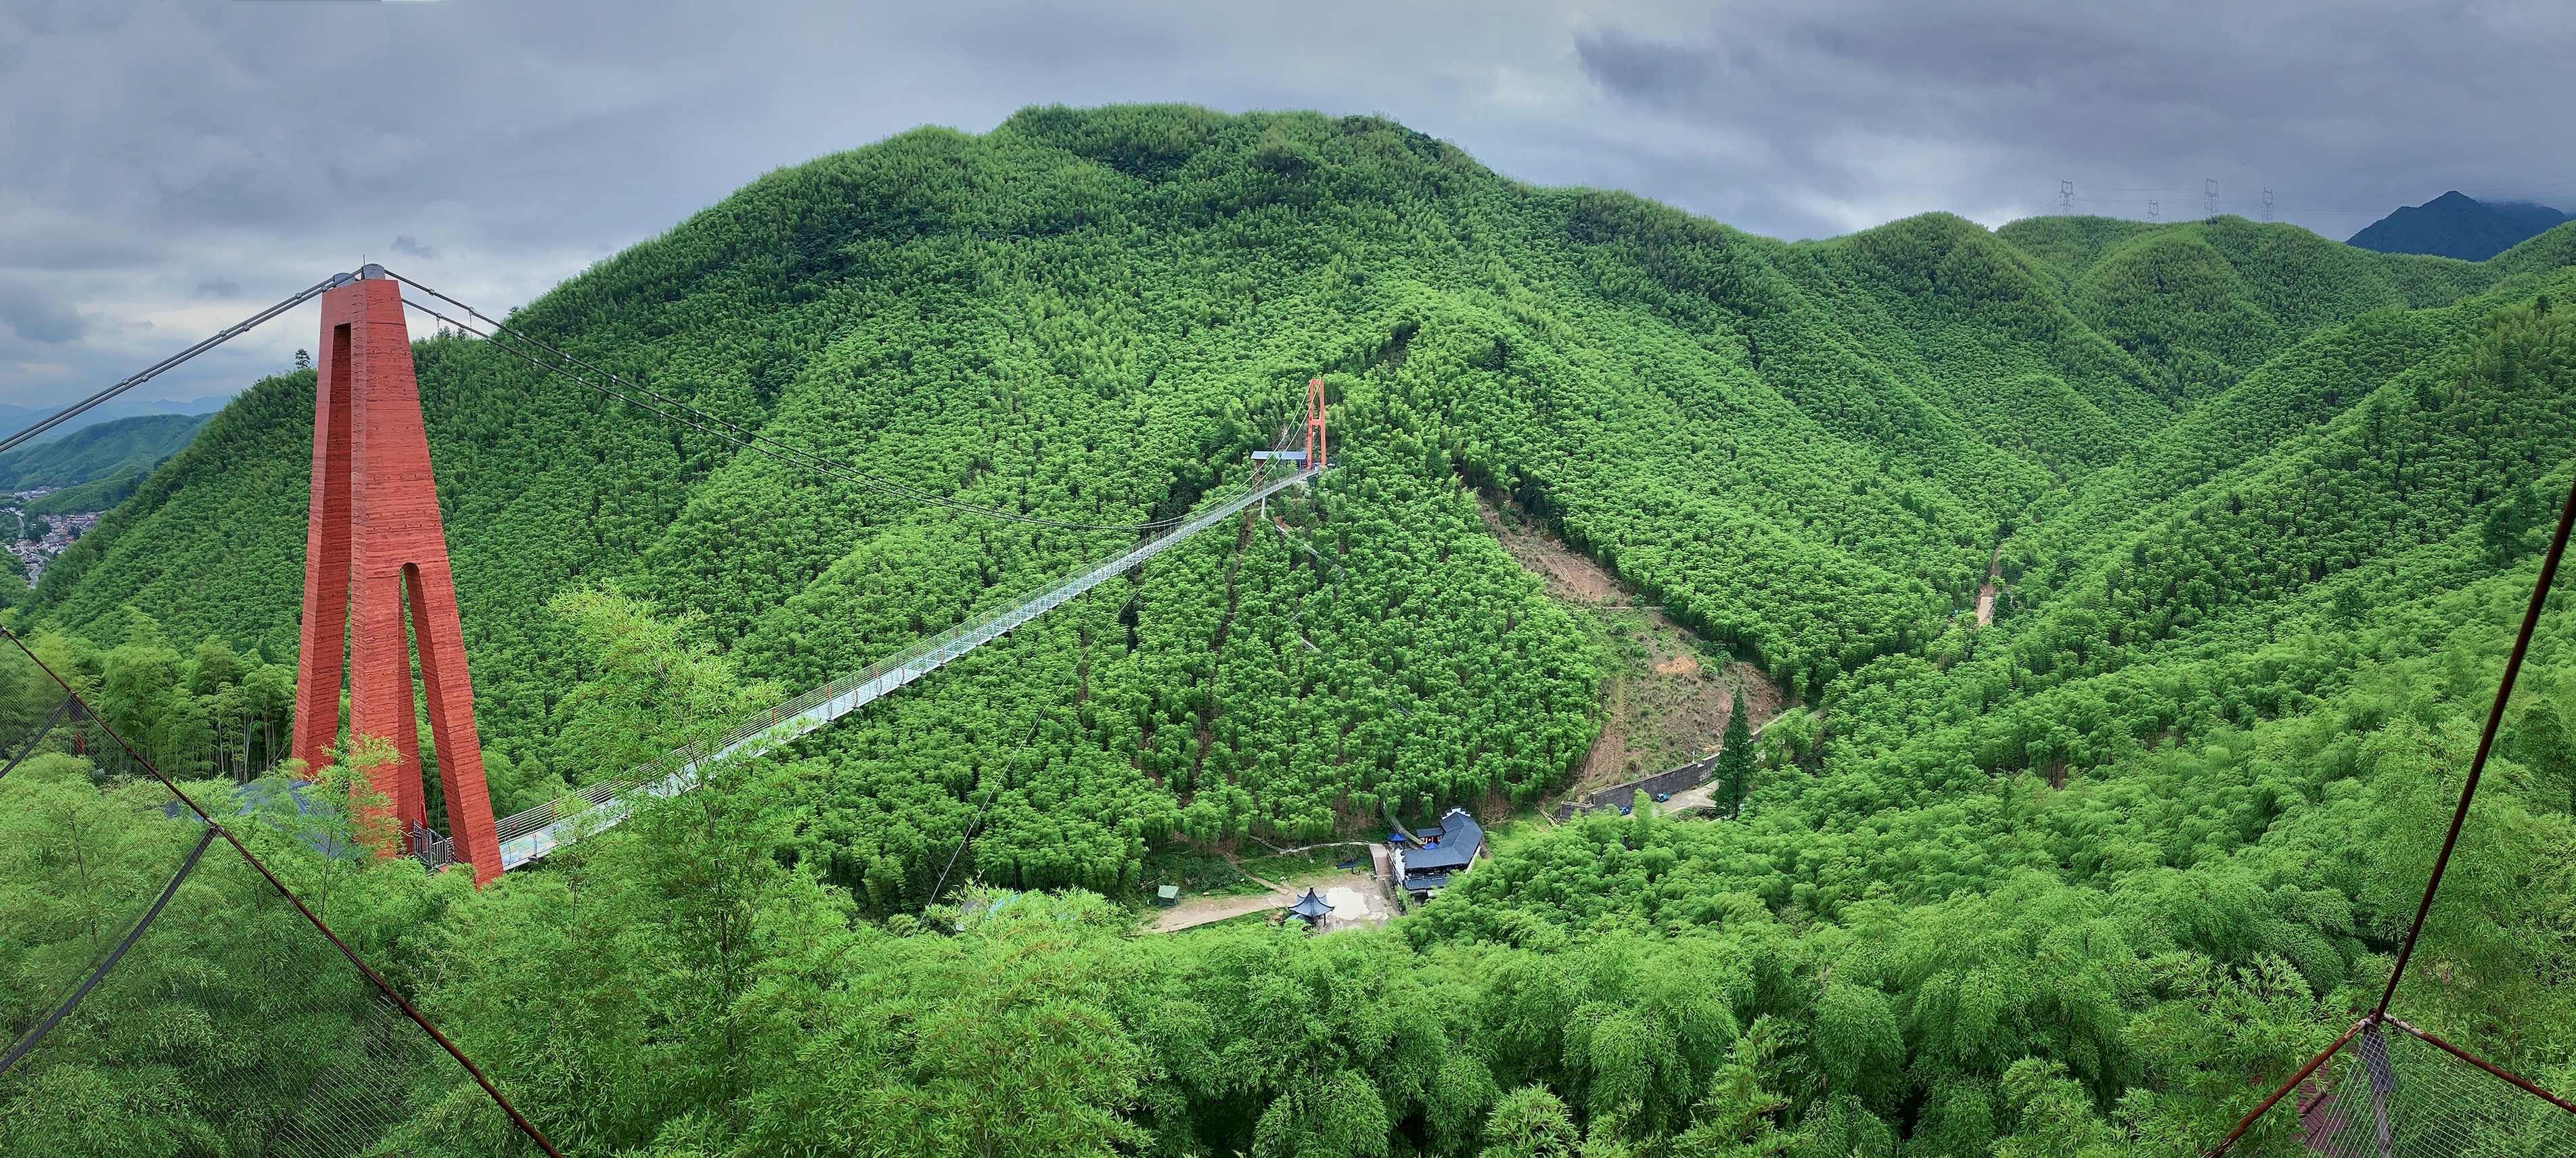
[2,262,1261,534]
[401,296,1203,534]
[2208,468,2576,1157]
[2373,467,2576,1019]
[2383,1016,2576,1116]
[388,271,1200,533]
[0,273,346,456]
[0,623,564,1158]
[1,826,218,1073]
[387,271,956,507]
[2204,1017,2370,1157]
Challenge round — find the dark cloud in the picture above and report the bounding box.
[2,0,2569,409]
[0,281,88,344]
[1573,1,2576,230]
[193,277,239,299]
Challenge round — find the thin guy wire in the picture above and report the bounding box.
[927,708,1050,904]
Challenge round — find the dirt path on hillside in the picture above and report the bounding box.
[1148,871,1393,933]
[1976,542,2002,628]
[1476,494,1784,802]
[1150,889,1292,932]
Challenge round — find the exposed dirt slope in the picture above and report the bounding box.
[1476,494,1782,801]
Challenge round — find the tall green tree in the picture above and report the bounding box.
[1715,690,1755,817]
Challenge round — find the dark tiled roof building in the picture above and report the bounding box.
[1393,807,1483,897]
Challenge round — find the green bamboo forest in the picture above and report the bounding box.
[5,104,2576,1156]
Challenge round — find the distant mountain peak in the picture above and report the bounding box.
[2349,190,2570,261]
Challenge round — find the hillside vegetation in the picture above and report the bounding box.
[7,105,2576,1157]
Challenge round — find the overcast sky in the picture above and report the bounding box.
[3,0,2571,412]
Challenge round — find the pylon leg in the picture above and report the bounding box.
[292,323,356,768]
[407,561,501,883]
[1305,377,1327,470]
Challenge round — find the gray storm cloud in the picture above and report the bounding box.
[1,0,2569,410]
[1572,1,2576,228]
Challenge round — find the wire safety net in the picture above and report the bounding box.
[0,641,551,1156]
[2279,1023,2576,1158]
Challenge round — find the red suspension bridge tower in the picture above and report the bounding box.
[292,267,501,885]
[1305,377,1328,469]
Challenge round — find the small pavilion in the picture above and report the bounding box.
[1287,888,1333,927]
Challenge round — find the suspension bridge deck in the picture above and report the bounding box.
[493,466,1321,870]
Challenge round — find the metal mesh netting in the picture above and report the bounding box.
[2290,1024,2576,1158]
[0,647,551,1155]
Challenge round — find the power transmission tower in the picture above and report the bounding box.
[2205,179,2219,218]
[2060,180,2075,212]
[2148,200,2161,222]
[2261,188,2275,222]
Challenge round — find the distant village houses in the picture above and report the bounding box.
[8,498,101,587]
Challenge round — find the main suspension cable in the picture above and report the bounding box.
[389,271,1200,534]
[400,296,1221,532]
[0,273,346,456]
[5,263,1273,535]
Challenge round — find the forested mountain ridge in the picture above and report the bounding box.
[7,105,2576,1157]
[0,411,211,493]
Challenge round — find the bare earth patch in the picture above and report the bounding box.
[1147,870,1391,933]
[1976,542,2003,628]
[1479,499,1621,603]
[1477,493,1785,803]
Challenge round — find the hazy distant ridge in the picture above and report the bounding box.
[2349,189,2569,260]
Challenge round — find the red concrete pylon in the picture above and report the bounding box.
[292,267,502,885]
[1305,377,1328,470]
